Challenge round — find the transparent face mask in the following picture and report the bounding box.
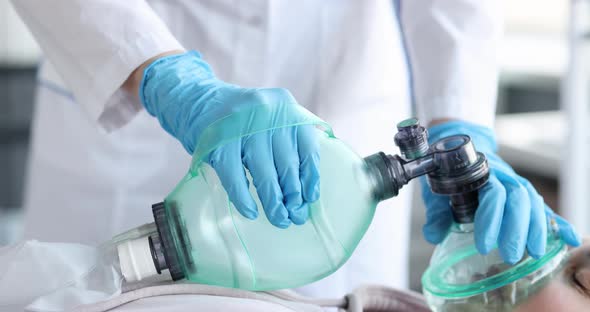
[422,223,568,312]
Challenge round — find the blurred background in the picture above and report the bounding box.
[0,1,586,291]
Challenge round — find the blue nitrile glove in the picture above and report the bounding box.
[139,51,320,228]
[421,121,581,264]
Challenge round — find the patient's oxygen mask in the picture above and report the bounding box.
[422,225,567,311]
[413,123,569,311]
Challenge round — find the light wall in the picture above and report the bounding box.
[0,2,40,66]
[503,1,566,34]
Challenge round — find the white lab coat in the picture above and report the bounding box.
[12,0,499,298]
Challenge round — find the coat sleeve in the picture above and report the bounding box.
[10,0,184,131]
[397,0,501,128]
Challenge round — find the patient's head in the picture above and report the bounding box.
[515,238,590,311]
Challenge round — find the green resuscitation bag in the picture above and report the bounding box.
[115,101,407,290]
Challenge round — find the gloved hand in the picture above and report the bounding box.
[421,121,581,264]
[139,51,320,228]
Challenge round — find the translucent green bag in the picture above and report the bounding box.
[116,101,388,290]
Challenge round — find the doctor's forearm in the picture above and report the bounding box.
[122,50,185,98]
[11,0,186,129]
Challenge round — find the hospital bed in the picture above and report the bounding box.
[75,284,428,312]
